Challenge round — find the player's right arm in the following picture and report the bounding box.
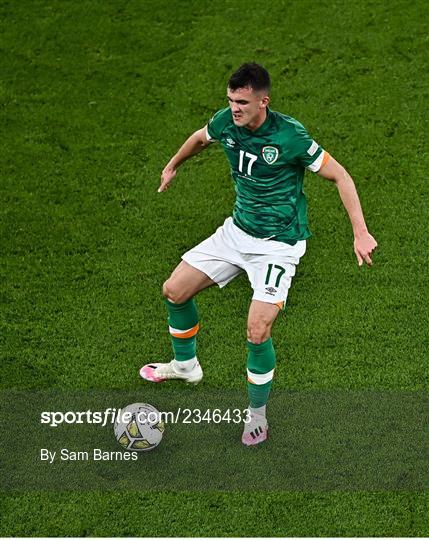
[158,126,210,192]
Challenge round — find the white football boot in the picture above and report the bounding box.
[139,360,203,384]
[241,412,268,446]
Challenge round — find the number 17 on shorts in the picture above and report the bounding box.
[250,259,297,306]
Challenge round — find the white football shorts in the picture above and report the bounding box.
[182,217,306,307]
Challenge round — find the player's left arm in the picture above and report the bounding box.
[317,155,378,266]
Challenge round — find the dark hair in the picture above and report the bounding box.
[228,63,271,93]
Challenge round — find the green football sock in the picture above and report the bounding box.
[166,298,199,362]
[246,338,276,408]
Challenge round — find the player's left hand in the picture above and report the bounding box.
[354,232,378,266]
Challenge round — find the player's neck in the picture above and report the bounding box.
[246,109,268,131]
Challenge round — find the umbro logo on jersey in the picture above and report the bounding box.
[262,146,279,164]
[226,137,236,147]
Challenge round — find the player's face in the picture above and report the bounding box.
[227,86,269,130]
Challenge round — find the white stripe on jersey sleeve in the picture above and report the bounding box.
[205,126,215,143]
[307,150,325,172]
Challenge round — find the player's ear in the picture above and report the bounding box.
[260,95,270,108]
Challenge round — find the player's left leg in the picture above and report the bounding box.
[242,248,304,445]
[242,300,280,446]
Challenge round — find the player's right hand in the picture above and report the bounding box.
[158,165,177,192]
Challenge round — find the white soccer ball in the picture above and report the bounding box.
[114,403,164,452]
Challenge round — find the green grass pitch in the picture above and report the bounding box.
[1,0,428,536]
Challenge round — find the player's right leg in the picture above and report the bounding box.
[140,218,243,384]
[139,261,215,384]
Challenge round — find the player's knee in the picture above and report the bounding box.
[162,279,177,302]
[247,320,271,344]
[162,279,187,304]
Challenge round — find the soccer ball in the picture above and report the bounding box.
[114,403,165,452]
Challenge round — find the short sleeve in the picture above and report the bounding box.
[289,122,326,172]
[206,108,230,142]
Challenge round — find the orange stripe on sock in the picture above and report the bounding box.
[170,323,200,339]
[247,377,256,384]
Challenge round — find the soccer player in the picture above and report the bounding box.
[140,63,377,445]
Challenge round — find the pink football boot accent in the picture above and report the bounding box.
[241,425,268,446]
[139,360,203,384]
[139,364,167,383]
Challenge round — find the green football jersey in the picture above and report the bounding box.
[206,107,326,244]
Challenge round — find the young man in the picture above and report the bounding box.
[140,63,377,446]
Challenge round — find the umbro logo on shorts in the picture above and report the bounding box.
[265,287,277,295]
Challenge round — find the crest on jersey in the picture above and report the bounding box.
[262,146,279,164]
